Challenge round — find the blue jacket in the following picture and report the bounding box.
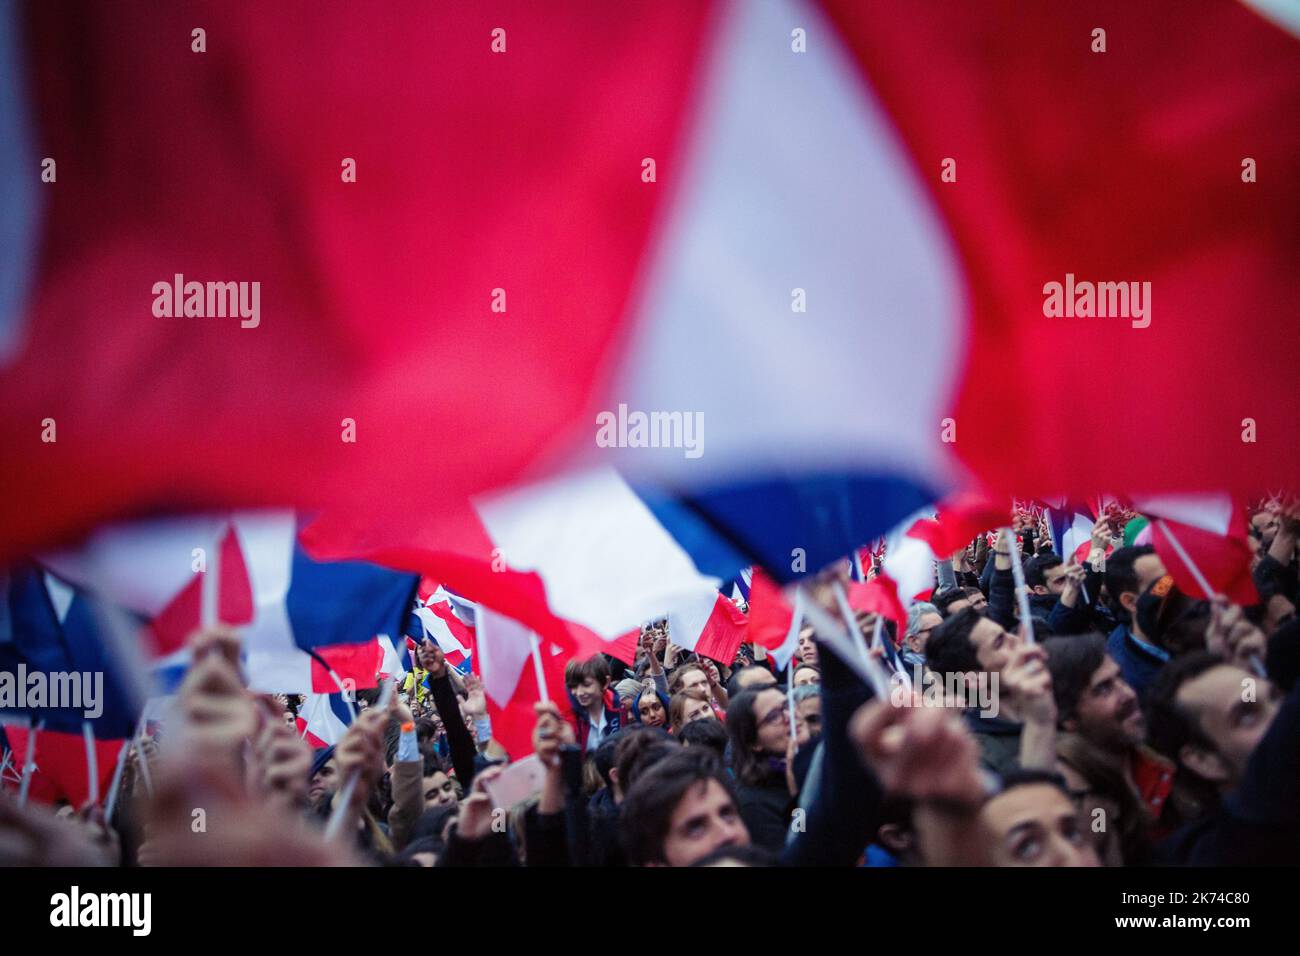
[1107,623,1170,700]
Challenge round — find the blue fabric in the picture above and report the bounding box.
[285,533,418,650]
[1,563,140,737]
[647,473,936,584]
[1107,623,1170,699]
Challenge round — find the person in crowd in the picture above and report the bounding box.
[1043,634,1174,864]
[670,687,716,729]
[1103,545,1171,697]
[565,655,622,753]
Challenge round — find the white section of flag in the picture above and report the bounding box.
[474,606,537,709]
[1132,494,1233,536]
[608,0,963,487]
[476,466,722,639]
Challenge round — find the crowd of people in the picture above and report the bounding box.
[2,500,1297,868]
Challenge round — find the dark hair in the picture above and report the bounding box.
[593,732,622,788]
[933,587,979,617]
[1025,552,1063,589]
[995,767,1072,799]
[409,803,459,842]
[1104,545,1156,603]
[422,751,452,777]
[725,686,785,786]
[394,835,444,866]
[619,748,737,866]
[924,607,984,677]
[1145,651,1225,764]
[565,655,611,690]
[1043,634,1109,723]
[727,664,777,696]
[688,843,775,867]
[675,715,728,757]
[614,726,678,794]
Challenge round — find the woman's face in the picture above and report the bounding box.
[751,688,790,756]
[682,696,716,724]
[638,694,666,727]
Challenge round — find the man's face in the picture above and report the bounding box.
[1070,656,1144,749]
[970,617,1021,674]
[796,696,822,739]
[737,668,778,692]
[570,676,604,710]
[680,667,710,698]
[796,628,819,666]
[979,784,1099,867]
[657,779,750,867]
[1177,665,1280,786]
[1123,555,1169,621]
[966,591,988,613]
[1043,564,1068,596]
[682,696,715,724]
[751,688,790,756]
[906,612,943,654]
[423,770,458,809]
[638,694,666,727]
[308,758,339,804]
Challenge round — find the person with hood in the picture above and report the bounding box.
[632,683,671,730]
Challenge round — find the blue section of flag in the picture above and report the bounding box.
[655,474,935,584]
[284,544,418,650]
[1,563,140,738]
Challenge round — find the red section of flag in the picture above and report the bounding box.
[747,570,795,653]
[605,628,642,667]
[479,638,571,762]
[908,494,1011,558]
[146,526,253,656]
[694,596,748,664]
[823,0,1300,497]
[1152,518,1258,606]
[1,727,124,808]
[856,575,908,627]
[310,640,382,693]
[2,1,712,559]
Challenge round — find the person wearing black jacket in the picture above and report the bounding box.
[725,686,796,852]
[417,639,478,790]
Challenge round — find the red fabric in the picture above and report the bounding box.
[2,727,124,808]
[145,526,253,656]
[310,639,382,693]
[2,1,712,559]
[694,596,748,664]
[907,494,1012,558]
[605,628,642,667]
[823,0,1300,498]
[747,570,794,653]
[1152,518,1258,605]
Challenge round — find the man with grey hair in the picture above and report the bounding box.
[902,602,942,669]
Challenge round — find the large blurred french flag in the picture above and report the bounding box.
[2,0,1297,565]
